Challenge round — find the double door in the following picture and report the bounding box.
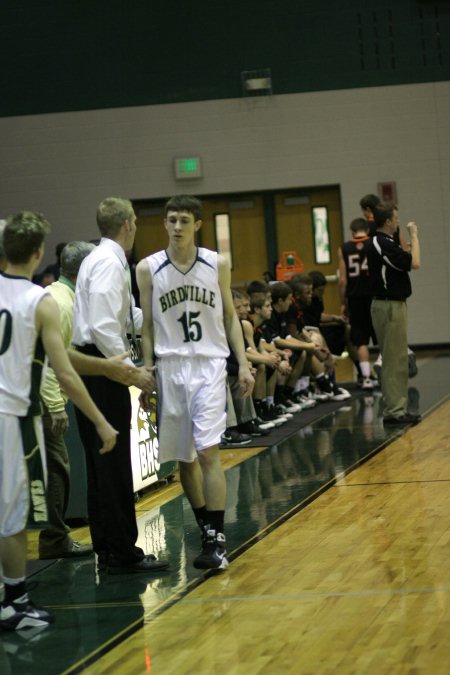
[133,186,343,312]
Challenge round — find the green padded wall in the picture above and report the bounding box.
[1,0,449,117]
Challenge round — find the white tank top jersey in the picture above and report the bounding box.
[0,273,48,416]
[146,248,230,359]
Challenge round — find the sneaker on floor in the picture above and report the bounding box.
[315,377,334,398]
[276,395,302,413]
[331,385,352,401]
[254,401,287,426]
[193,530,229,570]
[311,390,331,402]
[237,420,270,437]
[309,382,332,401]
[361,377,374,391]
[255,416,275,431]
[254,400,277,422]
[273,403,294,418]
[293,390,317,408]
[220,428,252,446]
[269,404,290,423]
[0,598,54,631]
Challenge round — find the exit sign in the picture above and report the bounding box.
[174,157,202,179]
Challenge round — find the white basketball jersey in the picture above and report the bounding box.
[0,273,48,416]
[147,248,229,358]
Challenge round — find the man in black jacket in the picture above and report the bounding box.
[368,202,421,425]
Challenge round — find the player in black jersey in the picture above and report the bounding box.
[338,218,377,390]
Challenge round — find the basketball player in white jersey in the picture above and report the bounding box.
[0,212,117,631]
[137,195,254,570]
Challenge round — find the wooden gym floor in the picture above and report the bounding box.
[2,352,450,674]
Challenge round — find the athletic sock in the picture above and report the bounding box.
[193,505,208,531]
[296,376,310,392]
[284,385,295,399]
[3,578,27,604]
[274,385,285,403]
[206,510,225,535]
[360,361,371,378]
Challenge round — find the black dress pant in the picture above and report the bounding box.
[75,346,143,564]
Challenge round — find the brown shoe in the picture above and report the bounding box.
[383,413,421,426]
[39,541,94,560]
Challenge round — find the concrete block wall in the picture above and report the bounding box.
[1,80,449,343]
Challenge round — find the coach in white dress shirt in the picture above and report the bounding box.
[72,197,168,574]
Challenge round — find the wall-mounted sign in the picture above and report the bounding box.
[174,157,202,179]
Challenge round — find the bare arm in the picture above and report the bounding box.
[67,349,154,393]
[37,295,117,454]
[337,247,348,317]
[218,256,254,399]
[406,222,421,270]
[398,227,408,252]
[274,334,328,357]
[241,320,280,367]
[136,260,155,369]
[135,260,157,407]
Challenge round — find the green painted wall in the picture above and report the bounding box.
[1,0,449,117]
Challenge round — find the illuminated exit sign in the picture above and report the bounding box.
[174,156,202,179]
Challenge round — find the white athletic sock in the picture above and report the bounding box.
[298,376,310,391]
[3,576,25,586]
[360,361,371,378]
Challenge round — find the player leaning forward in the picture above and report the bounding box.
[137,195,254,570]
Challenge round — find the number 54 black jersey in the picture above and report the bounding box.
[341,236,372,298]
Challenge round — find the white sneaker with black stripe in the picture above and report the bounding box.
[0,596,54,631]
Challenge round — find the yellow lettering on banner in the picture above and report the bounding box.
[30,480,48,522]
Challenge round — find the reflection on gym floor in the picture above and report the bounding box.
[2,355,449,675]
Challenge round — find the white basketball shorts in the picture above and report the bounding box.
[0,414,47,536]
[156,356,227,463]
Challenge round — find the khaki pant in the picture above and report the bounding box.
[371,299,408,418]
[39,408,71,554]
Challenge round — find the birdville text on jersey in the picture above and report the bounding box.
[158,285,216,312]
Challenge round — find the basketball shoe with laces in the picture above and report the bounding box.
[0,596,54,631]
[193,529,229,570]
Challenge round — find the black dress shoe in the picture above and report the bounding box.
[107,554,169,575]
[383,413,421,426]
[39,541,94,560]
